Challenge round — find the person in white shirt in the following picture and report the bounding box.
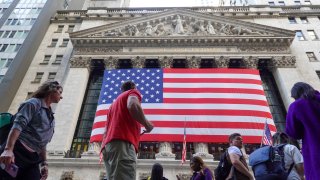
[272,132,305,180]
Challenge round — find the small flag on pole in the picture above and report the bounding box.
[181,118,187,165]
[261,120,273,146]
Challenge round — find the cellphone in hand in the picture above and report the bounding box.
[0,163,19,178]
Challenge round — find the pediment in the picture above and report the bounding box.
[70,9,295,46]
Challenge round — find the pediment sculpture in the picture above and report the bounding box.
[91,14,270,38]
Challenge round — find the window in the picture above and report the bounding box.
[67,25,75,32]
[60,38,69,47]
[288,17,297,24]
[0,75,3,82]
[0,31,3,37]
[48,72,56,81]
[278,1,285,6]
[0,44,8,52]
[41,55,51,64]
[294,1,301,5]
[316,71,320,80]
[53,55,63,64]
[48,39,58,47]
[2,31,10,38]
[14,44,21,52]
[268,1,275,6]
[6,44,15,52]
[307,30,318,40]
[5,59,12,68]
[0,58,6,68]
[296,31,305,40]
[300,17,308,23]
[32,72,44,83]
[306,52,317,61]
[304,0,311,5]
[9,31,16,38]
[55,25,64,33]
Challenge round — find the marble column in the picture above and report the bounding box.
[155,56,176,160]
[193,143,214,161]
[47,56,91,157]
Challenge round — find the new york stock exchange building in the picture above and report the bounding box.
[8,1,320,179]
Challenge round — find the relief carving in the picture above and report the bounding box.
[104,56,118,69]
[187,56,201,68]
[94,15,270,38]
[60,171,74,180]
[215,56,230,68]
[238,46,288,52]
[70,57,91,68]
[243,56,259,69]
[271,56,296,68]
[131,56,146,68]
[159,56,173,68]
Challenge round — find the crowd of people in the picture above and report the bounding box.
[0,80,319,180]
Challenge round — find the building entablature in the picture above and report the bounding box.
[51,5,320,22]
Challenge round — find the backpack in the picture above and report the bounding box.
[0,113,15,147]
[249,144,294,180]
[214,151,232,180]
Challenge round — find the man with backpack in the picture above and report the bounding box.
[215,133,254,180]
[227,133,254,180]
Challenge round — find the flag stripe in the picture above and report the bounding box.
[163,88,265,95]
[163,83,263,89]
[164,98,268,106]
[164,78,262,84]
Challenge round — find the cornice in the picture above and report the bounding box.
[51,5,320,23]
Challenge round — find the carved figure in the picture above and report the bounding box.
[127,25,140,36]
[154,23,167,36]
[219,0,225,6]
[219,24,232,35]
[206,21,216,35]
[230,26,263,35]
[172,15,185,34]
[144,22,154,36]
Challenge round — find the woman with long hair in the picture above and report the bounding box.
[148,163,168,180]
[286,82,320,180]
[0,81,63,180]
[190,156,213,180]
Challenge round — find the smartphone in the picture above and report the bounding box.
[0,163,19,178]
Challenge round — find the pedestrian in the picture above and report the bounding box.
[189,156,213,180]
[272,132,305,180]
[286,82,320,180]
[147,163,168,180]
[227,133,254,180]
[101,80,154,180]
[0,81,63,180]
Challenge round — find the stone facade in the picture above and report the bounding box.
[7,4,320,180]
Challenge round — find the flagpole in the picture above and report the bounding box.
[260,118,267,147]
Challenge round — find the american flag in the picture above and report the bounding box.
[90,68,277,143]
[262,120,273,145]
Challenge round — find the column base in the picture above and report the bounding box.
[155,152,176,160]
[193,152,214,161]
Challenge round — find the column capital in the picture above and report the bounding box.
[155,142,176,160]
[187,56,201,68]
[159,56,173,68]
[70,56,91,69]
[104,56,118,69]
[215,56,230,68]
[243,56,259,69]
[271,56,296,68]
[131,56,146,68]
[193,143,214,160]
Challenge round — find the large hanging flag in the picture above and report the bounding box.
[90,68,276,143]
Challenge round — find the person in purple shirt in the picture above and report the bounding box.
[189,156,213,180]
[286,82,320,180]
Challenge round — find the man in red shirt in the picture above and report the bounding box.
[101,81,154,180]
